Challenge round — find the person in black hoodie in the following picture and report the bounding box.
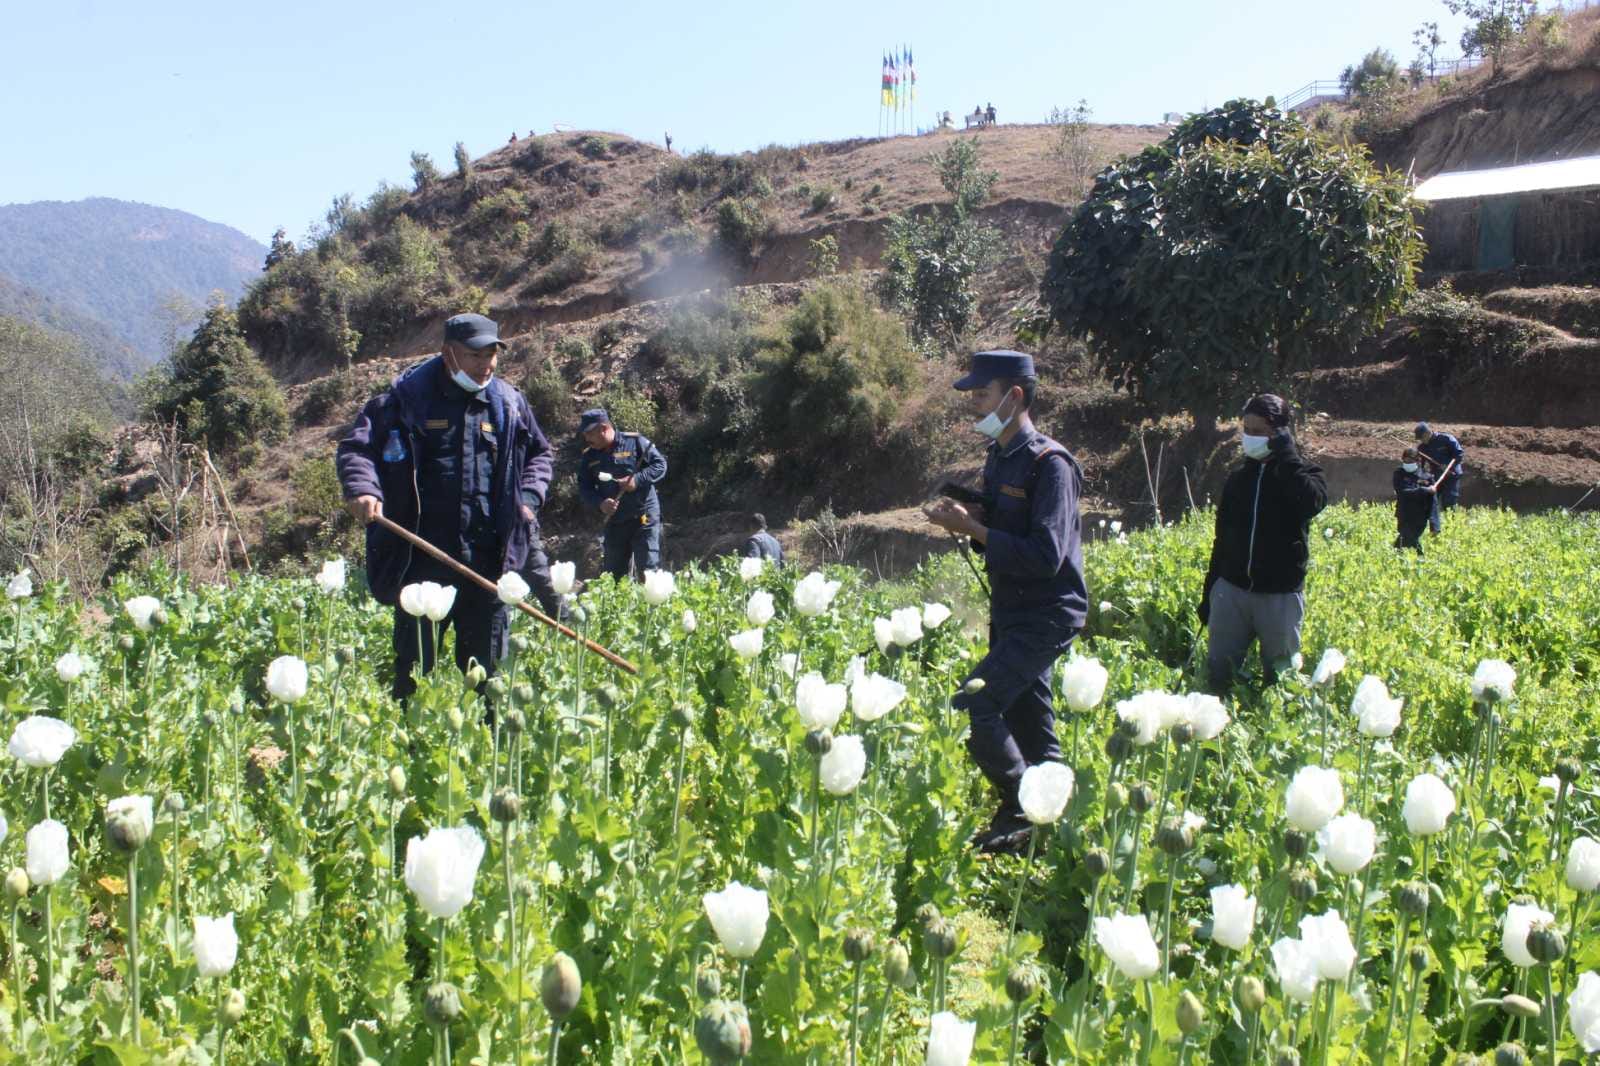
[1199,394,1327,691]
[1393,447,1436,553]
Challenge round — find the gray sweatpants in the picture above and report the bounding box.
[1206,577,1305,691]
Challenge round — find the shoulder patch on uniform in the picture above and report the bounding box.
[480,422,494,433]
[999,484,1028,499]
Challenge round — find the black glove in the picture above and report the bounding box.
[1268,429,1294,455]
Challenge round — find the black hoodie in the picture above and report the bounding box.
[1202,438,1328,604]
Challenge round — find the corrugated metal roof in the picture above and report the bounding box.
[1414,155,1600,202]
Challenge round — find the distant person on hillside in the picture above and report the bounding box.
[1393,447,1435,553]
[926,349,1086,855]
[509,132,518,144]
[577,408,668,580]
[1198,394,1328,692]
[337,313,554,700]
[665,132,673,152]
[986,103,996,125]
[1413,421,1464,534]
[740,513,784,566]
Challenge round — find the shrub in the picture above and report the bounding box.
[454,141,473,183]
[144,300,289,461]
[576,135,610,160]
[715,198,772,260]
[466,188,531,235]
[410,151,441,191]
[297,371,356,424]
[594,320,626,353]
[809,186,837,214]
[555,337,593,363]
[595,378,658,439]
[809,235,840,277]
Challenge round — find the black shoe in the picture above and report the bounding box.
[978,827,1033,856]
[971,807,1029,850]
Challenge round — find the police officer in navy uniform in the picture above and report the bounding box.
[1413,421,1465,534]
[740,512,784,566]
[577,408,668,580]
[926,350,1087,855]
[337,313,554,698]
[1393,446,1435,553]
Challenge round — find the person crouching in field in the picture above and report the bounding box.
[1393,447,1436,554]
[1198,394,1328,692]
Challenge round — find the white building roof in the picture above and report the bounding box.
[1414,155,1600,202]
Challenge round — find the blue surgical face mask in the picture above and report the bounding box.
[1241,433,1271,461]
[451,367,491,393]
[1402,462,1419,474]
[973,392,1016,440]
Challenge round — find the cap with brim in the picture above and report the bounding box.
[578,408,611,434]
[1413,422,1431,437]
[444,313,505,351]
[954,349,1036,391]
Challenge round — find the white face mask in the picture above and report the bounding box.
[1402,462,1419,474]
[450,367,491,394]
[1241,433,1271,461]
[973,392,1016,440]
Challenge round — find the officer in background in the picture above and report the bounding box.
[926,350,1086,855]
[576,408,668,580]
[1414,421,1465,534]
[337,313,553,698]
[740,513,784,566]
[1393,446,1435,554]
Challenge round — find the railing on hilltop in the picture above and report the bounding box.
[1278,55,1488,113]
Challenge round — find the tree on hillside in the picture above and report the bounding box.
[1034,99,1423,428]
[1413,21,1445,80]
[1049,99,1100,192]
[143,297,288,462]
[454,141,474,185]
[410,150,441,192]
[877,138,1004,348]
[265,228,296,271]
[1446,0,1537,70]
[1340,48,1402,96]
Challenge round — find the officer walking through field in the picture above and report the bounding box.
[337,313,554,698]
[739,512,784,566]
[1393,446,1435,553]
[1413,421,1465,534]
[926,350,1086,855]
[1199,394,1327,692]
[577,408,668,580]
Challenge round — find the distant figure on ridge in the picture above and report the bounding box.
[739,513,784,567]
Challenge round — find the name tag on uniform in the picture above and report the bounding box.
[999,484,1027,499]
[614,449,633,458]
[425,419,450,430]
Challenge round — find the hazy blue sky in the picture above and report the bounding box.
[3,0,1473,244]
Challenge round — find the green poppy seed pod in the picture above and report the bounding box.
[4,868,29,903]
[695,999,753,1063]
[202,710,220,730]
[490,788,522,824]
[1176,989,1205,1035]
[962,677,986,695]
[1494,1043,1528,1066]
[695,965,722,1001]
[513,682,536,706]
[1500,994,1542,1019]
[119,634,135,651]
[1275,1051,1301,1066]
[671,702,695,730]
[884,940,914,988]
[1282,829,1310,859]
[486,676,508,699]
[1006,962,1043,1004]
[503,709,526,737]
[569,604,587,625]
[1128,782,1155,814]
[337,645,357,666]
[353,712,372,728]
[447,706,465,732]
[1526,921,1566,964]
[924,919,958,960]
[1556,757,1582,785]
[106,806,152,854]
[1156,816,1195,856]
[222,987,246,1026]
[424,982,463,1028]
[1288,866,1318,902]
[804,728,833,756]
[1105,732,1134,763]
[1409,945,1430,973]
[464,663,487,688]
[1105,783,1129,812]
[1453,1057,1483,1066]
[1397,881,1430,919]
[596,684,622,710]
[844,928,877,964]
[914,902,942,930]
[163,793,186,815]
[541,952,582,1020]
[510,633,532,653]
[152,606,170,626]
[621,859,638,880]
[1235,975,1266,1014]
[1170,722,1195,747]
[1084,847,1111,880]
[387,766,407,797]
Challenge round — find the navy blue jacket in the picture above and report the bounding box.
[974,426,1087,626]
[1394,466,1434,530]
[1204,439,1327,599]
[741,530,784,564]
[336,356,553,605]
[1419,432,1464,486]
[578,431,667,526]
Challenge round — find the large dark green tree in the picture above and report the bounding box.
[144,297,288,460]
[1036,99,1423,426]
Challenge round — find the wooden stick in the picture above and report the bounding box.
[372,514,637,675]
[1430,459,1456,491]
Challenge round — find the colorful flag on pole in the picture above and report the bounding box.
[889,50,898,109]
[881,53,892,107]
[907,46,915,102]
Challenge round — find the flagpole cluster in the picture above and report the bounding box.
[877,45,915,137]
